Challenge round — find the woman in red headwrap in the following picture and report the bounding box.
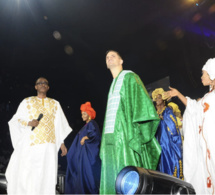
[65,102,101,194]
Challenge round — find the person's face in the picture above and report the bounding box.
[81,112,90,122]
[201,70,212,86]
[35,78,49,93]
[155,94,164,106]
[106,51,123,69]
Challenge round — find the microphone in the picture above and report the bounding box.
[32,113,43,131]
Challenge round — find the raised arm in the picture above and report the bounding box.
[166,87,187,106]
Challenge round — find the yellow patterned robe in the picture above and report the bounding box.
[6,97,72,195]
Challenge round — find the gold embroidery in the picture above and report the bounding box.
[170,114,179,134]
[26,97,58,146]
[157,106,166,115]
[167,126,173,135]
[172,160,184,180]
[179,160,184,180]
[173,166,177,177]
[18,119,27,126]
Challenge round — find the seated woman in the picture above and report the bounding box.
[152,88,183,179]
[65,102,101,194]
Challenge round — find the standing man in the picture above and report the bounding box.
[6,77,72,195]
[100,50,161,194]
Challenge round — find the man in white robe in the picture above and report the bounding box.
[166,58,215,194]
[6,77,72,195]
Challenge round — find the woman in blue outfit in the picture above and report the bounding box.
[152,88,183,179]
[65,102,101,194]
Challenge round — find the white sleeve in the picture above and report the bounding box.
[8,99,31,149]
[183,97,201,182]
[54,102,73,150]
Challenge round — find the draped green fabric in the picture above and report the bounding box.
[100,72,161,194]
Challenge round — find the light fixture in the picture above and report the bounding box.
[0,173,7,194]
[115,166,195,194]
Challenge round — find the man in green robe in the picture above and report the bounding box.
[100,50,161,194]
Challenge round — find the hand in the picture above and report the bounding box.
[60,143,67,156]
[164,87,180,100]
[80,137,86,145]
[28,119,39,127]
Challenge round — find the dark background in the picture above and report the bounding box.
[0,0,215,171]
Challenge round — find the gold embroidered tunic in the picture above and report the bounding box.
[6,96,72,195]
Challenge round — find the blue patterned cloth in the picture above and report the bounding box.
[156,107,183,179]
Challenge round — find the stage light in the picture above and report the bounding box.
[120,170,139,194]
[0,173,7,194]
[64,45,74,55]
[115,166,196,194]
[53,31,62,40]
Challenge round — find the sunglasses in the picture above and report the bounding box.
[36,82,48,86]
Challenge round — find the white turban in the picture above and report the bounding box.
[202,58,215,80]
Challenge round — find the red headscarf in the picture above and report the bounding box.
[80,102,96,119]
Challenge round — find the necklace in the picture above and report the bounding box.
[157,106,166,115]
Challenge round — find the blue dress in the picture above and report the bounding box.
[65,120,101,194]
[156,107,183,179]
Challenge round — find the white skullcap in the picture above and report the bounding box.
[202,58,215,80]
